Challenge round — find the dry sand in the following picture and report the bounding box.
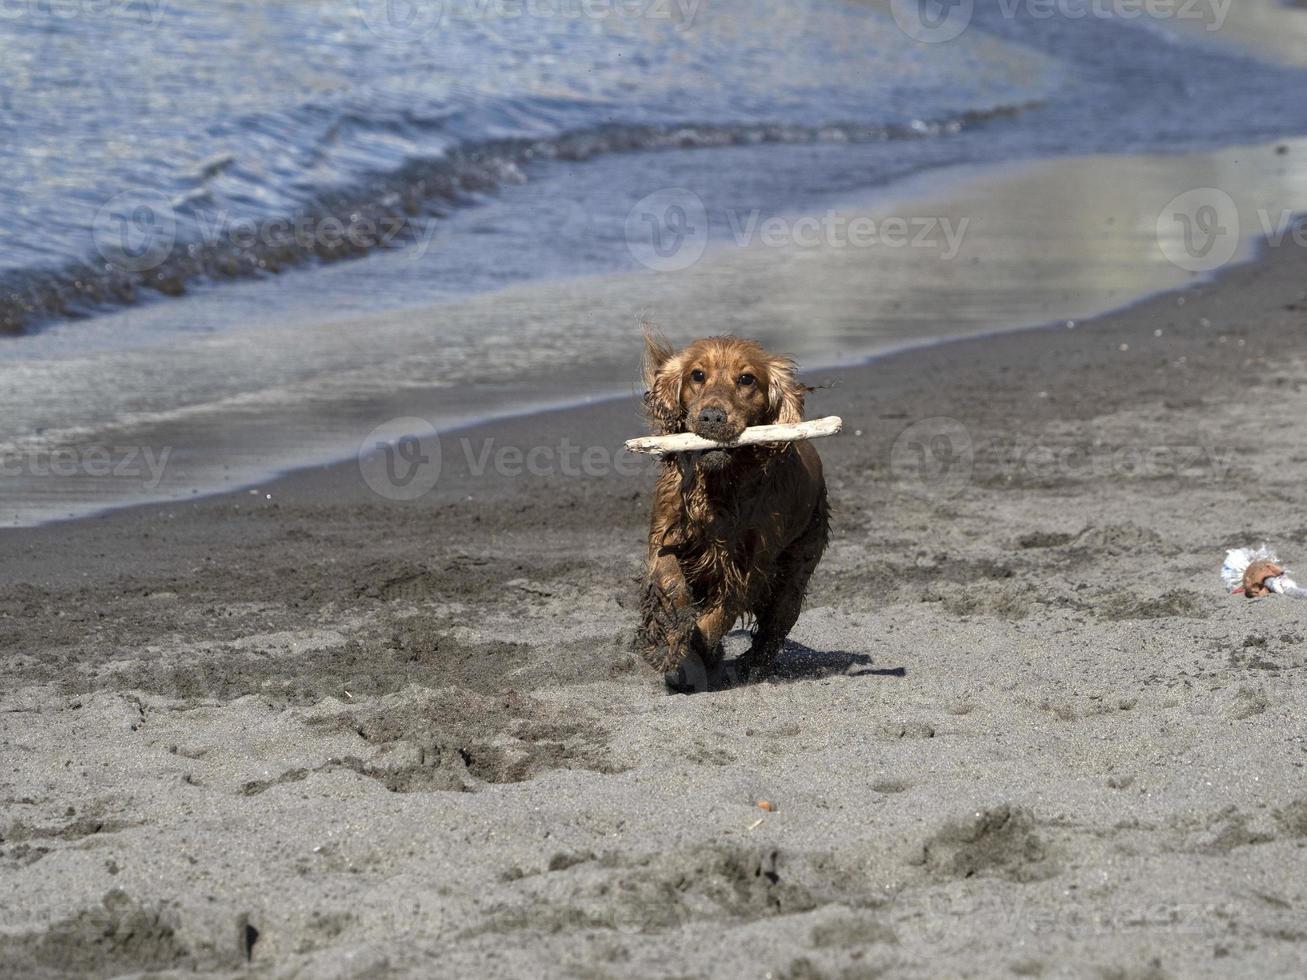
[3,243,1307,978]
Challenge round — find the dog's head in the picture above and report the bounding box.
[643,334,805,470]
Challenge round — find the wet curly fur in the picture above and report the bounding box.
[635,333,829,691]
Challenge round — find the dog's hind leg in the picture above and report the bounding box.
[739,507,828,681]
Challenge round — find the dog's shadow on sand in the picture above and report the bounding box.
[765,639,906,682]
[668,634,906,694]
[720,632,906,686]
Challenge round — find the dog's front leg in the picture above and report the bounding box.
[693,603,735,676]
[636,549,698,675]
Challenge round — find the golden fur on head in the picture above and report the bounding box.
[642,331,805,438]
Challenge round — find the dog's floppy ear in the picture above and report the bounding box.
[766,354,805,424]
[643,329,686,434]
[642,328,675,392]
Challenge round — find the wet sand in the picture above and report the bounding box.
[4,222,1307,977]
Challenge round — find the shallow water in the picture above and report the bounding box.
[6,0,1307,334]
[0,0,1052,332]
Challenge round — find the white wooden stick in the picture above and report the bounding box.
[624,416,843,455]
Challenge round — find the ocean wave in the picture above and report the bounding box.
[0,105,1036,336]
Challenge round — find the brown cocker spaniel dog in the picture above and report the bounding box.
[636,334,829,691]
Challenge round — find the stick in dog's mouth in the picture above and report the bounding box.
[624,416,844,456]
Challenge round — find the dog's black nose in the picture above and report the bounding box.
[697,407,727,427]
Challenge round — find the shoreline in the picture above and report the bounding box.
[5,201,1307,553]
[7,136,1307,529]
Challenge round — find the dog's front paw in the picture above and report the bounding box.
[665,642,735,694]
[663,647,709,694]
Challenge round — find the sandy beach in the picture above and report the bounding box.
[9,0,1307,976]
[3,221,1307,977]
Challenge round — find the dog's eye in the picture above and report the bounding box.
[737,373,756,387]
[690,369,706,383]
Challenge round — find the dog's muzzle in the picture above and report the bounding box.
[688,407,741,472]
[690,406,741,444]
